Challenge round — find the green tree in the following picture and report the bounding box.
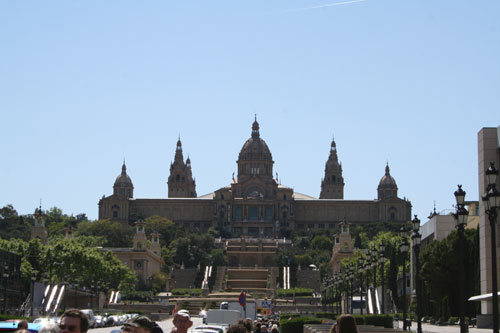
[0,205,31,241]
[311,235,333,250]
[144,216,177,247]
[420,227,480,319]
[77,219,133,247]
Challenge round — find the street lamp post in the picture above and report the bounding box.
[371,248,378,314]
[336,276,341,314]
[483,162,500,333]
[30,270,37,317]
[358,258,364,315]
[379,242,386,314]
[90,281,95,310]
[42,274,48,315]
[343,270,348,313]
[454,185,469,333]
[322,279,327,312]
[74,281,78,308]
[400,227,409,331]
[328,278,335,313]
[350,265,354,314]
[412,216,422,333]
[3,264,9,314]
[365,260,371,314]
[347,266,354,314]
[63,280,68,311]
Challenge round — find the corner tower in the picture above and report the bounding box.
[320,137,344,199]
[168,138,197,198]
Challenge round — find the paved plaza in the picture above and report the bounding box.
[405,322,490,333]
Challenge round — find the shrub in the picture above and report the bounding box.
[0,314,29,321]
[280,317,322,333]
[277,288,313,297]
[364,314,394,328]
[171,288,203,296]
[280,313,301,319]
[352,315,365,325]
[315,312,336,320]
[449,317,459,324]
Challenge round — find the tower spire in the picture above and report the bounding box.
[320,135,344,199]
[252,115,260,138]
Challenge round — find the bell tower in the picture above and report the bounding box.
[133,220,148,251]
[168,137,197,198]
[320,136,344,199]
[31,204,48,245]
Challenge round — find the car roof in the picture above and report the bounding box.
[0,322,40,333]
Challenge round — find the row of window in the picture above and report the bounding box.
[238,163,272,176]
[296,223,336,229]
[233,226,274,237]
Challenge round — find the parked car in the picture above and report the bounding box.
[0,321,40,333]
[33,318,58,327]
[107,315,120,327]
[94,315,105,328]
[81,309,96,328]
[194,325,226,333]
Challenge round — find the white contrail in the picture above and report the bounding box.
[282,0,366,13]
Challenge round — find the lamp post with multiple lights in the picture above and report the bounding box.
[371,247,378,313]
[483,162,500,333]
[30,270,37,317]
[400,227,409,331]
[365,259,371,314]
[454,185,469,333]
[3,264,9,314]
[358,257,364,315]
[411,216,422,333]
[379,242,387,314]
[349,264,354,313]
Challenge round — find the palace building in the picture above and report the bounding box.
[98,118,412,237]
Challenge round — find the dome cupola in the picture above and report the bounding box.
[113,161,134,198]
[377,163,398,199]
[237,116,274,183]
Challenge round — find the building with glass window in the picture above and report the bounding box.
[98,118,412,237]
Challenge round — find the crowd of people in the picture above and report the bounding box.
[224,314,358,333]
[226,318,279,333]
[12,309,358,333]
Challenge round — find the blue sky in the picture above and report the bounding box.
[1,1,499,223]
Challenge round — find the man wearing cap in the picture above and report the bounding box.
[123,316,163,333]
[172,310,193,333]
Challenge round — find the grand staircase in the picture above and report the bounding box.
[226,267,274,296]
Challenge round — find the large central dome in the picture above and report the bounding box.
[237,117,274,182]
[238,118,273,161]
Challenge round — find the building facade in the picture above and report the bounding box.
[98,118,412,237]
